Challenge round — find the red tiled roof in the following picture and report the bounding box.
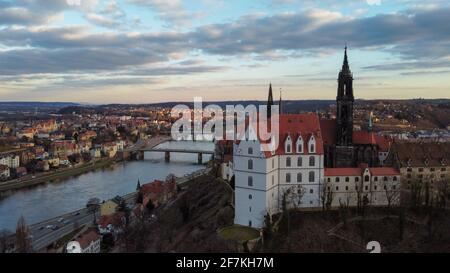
[242,113,325,157]
[98,211,125,228]
[76,230,100,249]
[369,167,400,176]
[353,131,377,145]
[325,168,362,176]
[325,167,400,176]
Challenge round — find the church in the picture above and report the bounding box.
[319,47,391,168]
[232,48,399,228]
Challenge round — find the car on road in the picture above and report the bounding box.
[63,220,70,225]
[51,225,59,231]
[73,212,80,216]
[57,218,64,223]
[45,225,53,229]
[38,226,45,230]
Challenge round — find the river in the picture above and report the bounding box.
[0,141,214,231]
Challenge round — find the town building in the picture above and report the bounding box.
[67,229,101,253]
[0,164,10,179]
[324,165,400,208]
[0,154,20,168]
[387,141,450,206]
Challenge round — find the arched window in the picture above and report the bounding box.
[286,173,291,183]
[248,159,253,170]
[248,194,252,200]
[309,171,315,182]
[285,136,292,153]
[364,175,370,182]
[309,156,315,166]
[345,177,350,182]
[296,136,303,153]
[335,177,340,182]
[248,147,253,155]
[297,157,302,167]
[308,136,316,153]
[286,157,291,167]
[297,173,302,183]
[248,176,253,186]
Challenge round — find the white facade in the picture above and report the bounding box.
[233,135,324,228]
[0,155,20,169]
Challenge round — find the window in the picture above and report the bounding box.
[419,168,424,172]
[248,176,253,187]
[272,175,274,185]
[310,189,314,194]
[430,168,435,172]
[364,176,370,182]
[309,171,315,182]
[249,220,252,227]
[248,159,253,170]
[335,177,340,183]
[286,173,291,183]
[272,158,275,169]
[249,194,252,199]
[327,177,331,182]
[393,176,397,181]
[355,177,359,182]
[345,177,350,182]
[297,173,302,183]
[249,206,252,212]
[286,157,291,167]
[442,168,447,172]
[336,186,339,191]
[297,157,302,167]
[365,186,368,191]
[297,138,303,153]
[393,185,396,190]
[374,186,377,190]
[345,186,349,191]
[248,147,253,154]
[374,177,378,182]
[310,144,315,153]
[309,156,315,167]
[407,168,412,172]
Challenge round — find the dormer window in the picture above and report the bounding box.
[308,135,316,154]
[285,135,292,154]
[296,136,304,153]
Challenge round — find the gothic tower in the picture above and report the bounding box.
[336,46,354,146]
[267,83,274,119]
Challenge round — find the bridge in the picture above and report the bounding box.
[140,147,214,164]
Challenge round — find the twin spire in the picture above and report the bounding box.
[267,83,282,119]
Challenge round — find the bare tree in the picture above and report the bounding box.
[383,180,400,210]
[15,215,31,253]
[436,178,449,209]
[320,181,334,214]
[0,229,11,253]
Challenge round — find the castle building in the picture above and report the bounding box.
[320,47,392,168]
[233,48,400,228]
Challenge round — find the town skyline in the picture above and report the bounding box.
[0,0,450,103]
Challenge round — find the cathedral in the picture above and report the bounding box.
[320,47,391,168]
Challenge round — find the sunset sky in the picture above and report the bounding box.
[0,0,449,103]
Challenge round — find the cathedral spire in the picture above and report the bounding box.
[279,89,283,115]
[342,45,351,75]
[267,83,274,119]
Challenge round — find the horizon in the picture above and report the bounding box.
[0,0,450,103]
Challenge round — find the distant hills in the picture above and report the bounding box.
[0,101,80,111]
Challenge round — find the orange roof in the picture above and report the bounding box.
[76,230,100,249]
[369,167,400,176]
[325,168,362,176]
[98,211,125,228]
[325,167,400,176]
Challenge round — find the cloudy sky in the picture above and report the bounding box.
[0,0,449,103]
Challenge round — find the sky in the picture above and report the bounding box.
[0,0,449,104]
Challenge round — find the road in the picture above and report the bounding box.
[5,192,139,252]
[6,166,209,252]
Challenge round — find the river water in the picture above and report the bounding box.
[0,141,214,231]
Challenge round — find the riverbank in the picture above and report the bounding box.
[0,158,118,193]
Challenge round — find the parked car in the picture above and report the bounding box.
[51,225,59,231]
[46,225,54,229]
[57,218,64,223]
